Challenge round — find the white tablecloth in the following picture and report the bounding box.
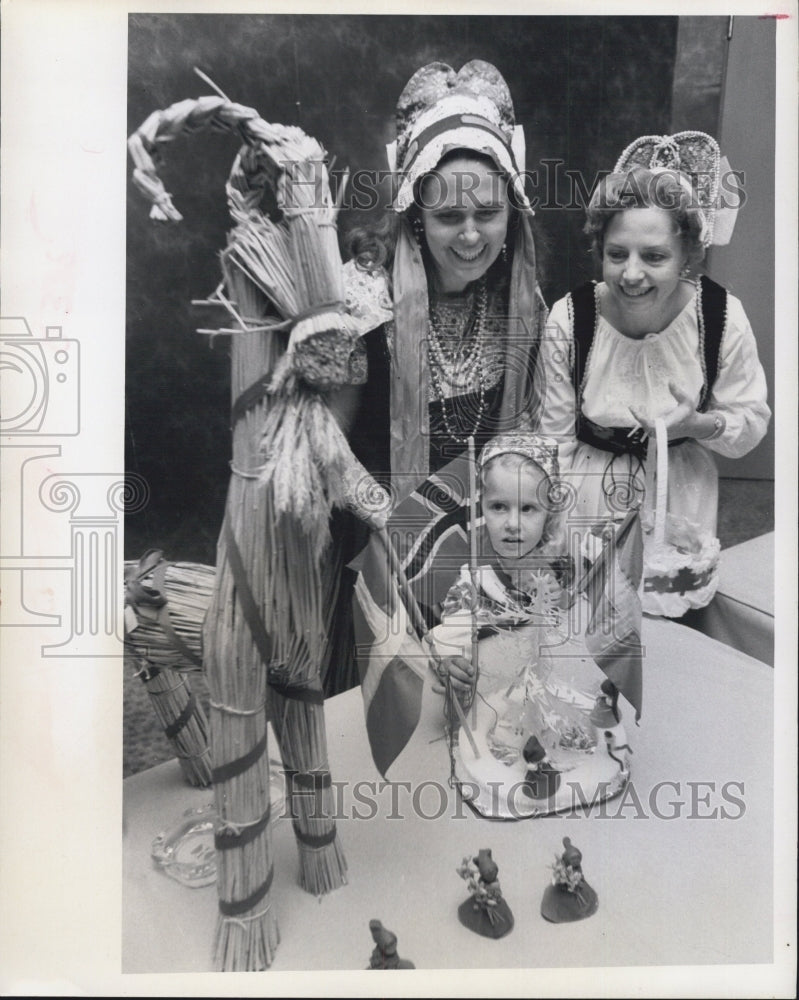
[693,532,774,665]
[123,616,773,974]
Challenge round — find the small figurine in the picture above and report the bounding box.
[589,679,621,729]
[366,919,415,969]
[520,735,561,800]
[541,837,599,923]
[456,848,515,939]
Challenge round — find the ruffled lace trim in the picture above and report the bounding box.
[343,259,393,336]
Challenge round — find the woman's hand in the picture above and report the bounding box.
[629,383,719,441]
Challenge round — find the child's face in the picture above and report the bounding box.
[602,207,688,328]
[482,462,548,562]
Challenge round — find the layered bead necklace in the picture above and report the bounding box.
[427,276,488,443]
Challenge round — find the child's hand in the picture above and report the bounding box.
[441,655,475,695]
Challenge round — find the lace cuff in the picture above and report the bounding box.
[344,259,393,336]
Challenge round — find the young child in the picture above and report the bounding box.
[432,432,574,701]
[537,132,770,616]
[432,432,635,813]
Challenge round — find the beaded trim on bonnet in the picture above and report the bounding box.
[389,60,529,213]
[479,432,560,483]
[614,131,737,247]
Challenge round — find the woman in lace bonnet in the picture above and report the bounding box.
[538,135,770,616]
[339,60,548,491]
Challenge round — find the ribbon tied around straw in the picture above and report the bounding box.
[124,549,203,669]
[124,548,169,614]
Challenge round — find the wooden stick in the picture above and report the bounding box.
[374,527,429,641]
[193,66,231,102]
[467,436,480,728]
[444,676,479,750]
[374,527,480,760]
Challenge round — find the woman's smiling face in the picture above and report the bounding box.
[419,156,510,294]
[602,207,689,334]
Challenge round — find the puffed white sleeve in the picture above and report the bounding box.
[534,294,578,471]
[702,294,771,459]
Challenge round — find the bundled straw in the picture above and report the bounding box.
[217,260,348,907]
[123,551,214,786]
[198,263,284,969]
[123,551,215,672]
[129,660,212,788]
[127,77,392,970]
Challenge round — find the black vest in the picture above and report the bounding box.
[569,276,727,459]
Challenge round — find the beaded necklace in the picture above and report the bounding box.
[427,277,488,443]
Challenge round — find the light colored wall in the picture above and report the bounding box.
[671,16,728,137]
[705,17,776,480]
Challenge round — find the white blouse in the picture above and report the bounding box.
[537,281,771,467]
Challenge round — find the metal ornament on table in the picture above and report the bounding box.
[366,919,416,970]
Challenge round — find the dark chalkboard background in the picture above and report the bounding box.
[125,13,679,564]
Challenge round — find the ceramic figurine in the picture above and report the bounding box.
[589,679,621,729]
[366,919,415,969]
[456,848,514,939]
[541,837,599,923]
[520,734,561,800]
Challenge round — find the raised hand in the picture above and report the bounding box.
[629,382,718,441]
